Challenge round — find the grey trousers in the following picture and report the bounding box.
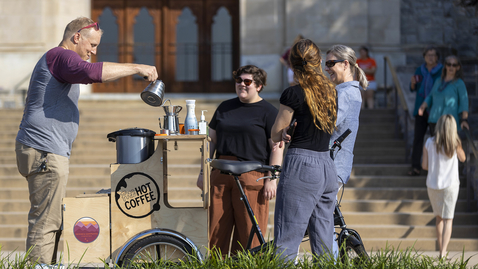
[274,148,338,261]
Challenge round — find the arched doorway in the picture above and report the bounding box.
[91,0,239,93]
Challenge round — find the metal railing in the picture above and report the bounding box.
[383,56,412,162]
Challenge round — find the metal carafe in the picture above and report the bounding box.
[162,104,182,134]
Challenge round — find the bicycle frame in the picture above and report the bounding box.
[231,174,266,249]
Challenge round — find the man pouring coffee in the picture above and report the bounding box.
[15,17,158,266]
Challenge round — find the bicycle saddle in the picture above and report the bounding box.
[210,159,263,175]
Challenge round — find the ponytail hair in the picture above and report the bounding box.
[326,45,369,90]
[290,39,337,134]
[435,114,461,158]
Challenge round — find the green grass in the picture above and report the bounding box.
[1,245,477,269]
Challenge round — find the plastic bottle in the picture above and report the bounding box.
[184,100,198,135]
[199,110,208,135]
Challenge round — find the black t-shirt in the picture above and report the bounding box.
[280,85,331,152]
[209,97,278,164]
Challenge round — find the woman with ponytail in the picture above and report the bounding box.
[325,44,365,257]
[325,44,365,185]
[271,39,338,261]
[422,114,466,259]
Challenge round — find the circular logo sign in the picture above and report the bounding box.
[73,217,100,243]
[115,172,161,218]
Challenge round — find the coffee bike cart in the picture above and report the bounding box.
[62,132,211,267]
[61,80,216,267]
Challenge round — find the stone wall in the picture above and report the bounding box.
[0,0,92,101]
[401,0,478,60]
[241,0,402,90]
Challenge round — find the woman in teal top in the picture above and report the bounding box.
[419,55,469,133]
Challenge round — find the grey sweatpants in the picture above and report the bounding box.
[274,148,338,261]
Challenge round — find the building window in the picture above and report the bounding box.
[92,0,239,93]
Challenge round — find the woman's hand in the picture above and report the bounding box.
[263,178,277,200]
[196,173,203,190]
[410,75,417,90]
[418,102,427,116]
[461,112,469,130]
[282,126,291,143]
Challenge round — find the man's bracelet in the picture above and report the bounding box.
[460,118,468,124]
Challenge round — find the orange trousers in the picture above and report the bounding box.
[209,156,269,255]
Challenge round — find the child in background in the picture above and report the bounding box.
[422,114,466,260]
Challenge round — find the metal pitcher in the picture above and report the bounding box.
[162,104,182,134]
[141,80,166,107]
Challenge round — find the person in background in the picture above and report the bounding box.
[418,55,469,134]
[196,65,283,256]
[356,46,376,109]
[280,34,304,86]
[422,114,466,260]
[15,17,158,267]
[408,46,443,176]
[271,39,337,261]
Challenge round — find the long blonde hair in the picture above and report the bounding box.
[435,114,461,158]
[289,39,337,134]
[326,45,369,90]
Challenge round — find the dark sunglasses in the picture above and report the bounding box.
[77,22,100,33]
[446,62,459,67]
[325,60,345,68]
[235,77,253,86]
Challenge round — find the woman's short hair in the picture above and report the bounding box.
[423,46,440,59]
[232,65,267,92]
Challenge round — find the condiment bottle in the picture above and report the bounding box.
[184,100,198,135]
[199,110,208,135]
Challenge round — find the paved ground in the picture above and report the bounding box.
[2,250,477,268]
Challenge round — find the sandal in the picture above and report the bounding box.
[407,168,420,176]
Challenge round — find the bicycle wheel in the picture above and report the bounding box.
[118,234,197,268]
[338,231,369,264]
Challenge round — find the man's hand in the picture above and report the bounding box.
[137,64,158,81]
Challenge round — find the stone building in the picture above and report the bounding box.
[0,0,477,104]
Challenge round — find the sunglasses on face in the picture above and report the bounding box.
[235,77,253,86]
[77,22,100,33]
[446,62,459,67]
[325,60,345,68]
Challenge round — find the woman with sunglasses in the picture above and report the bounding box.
[271,39,337,261]
[325,45,367,256]
[325,45,367,185]
[418,55,469,134]
[197,65,283,256]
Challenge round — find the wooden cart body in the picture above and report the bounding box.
[62,135,210,265]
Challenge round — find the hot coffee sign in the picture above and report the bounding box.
[115,172,161,218]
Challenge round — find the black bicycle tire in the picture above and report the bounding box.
[338,232,369,263]
[118,234,196,268]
